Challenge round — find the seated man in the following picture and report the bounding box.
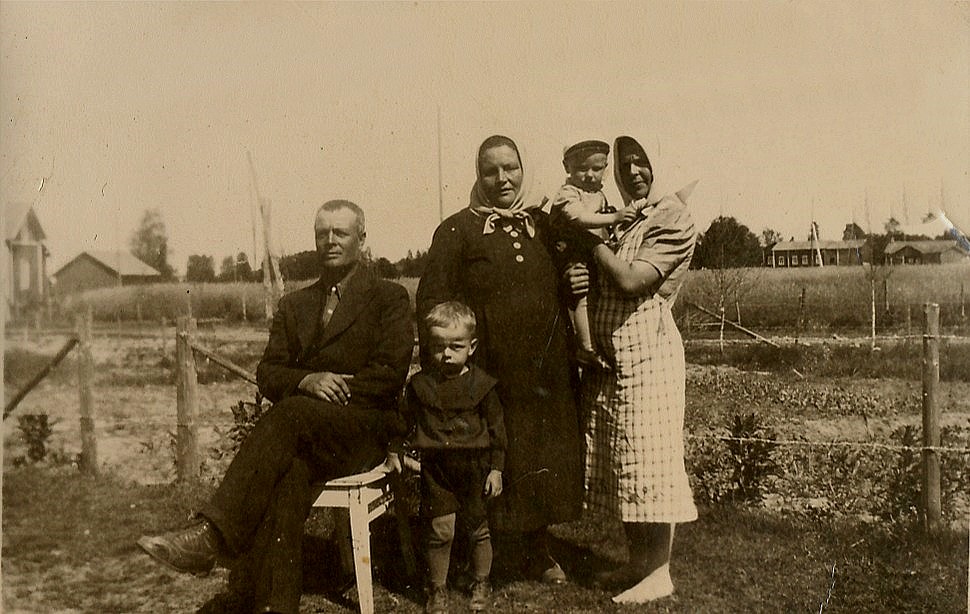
[137,199,414,614]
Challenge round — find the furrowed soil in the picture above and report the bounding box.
[4,326,968,613]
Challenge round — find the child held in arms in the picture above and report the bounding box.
[387,301,507,613]
[549,139,642,368]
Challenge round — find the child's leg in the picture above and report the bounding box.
[467,519,492,581]
[570,296,595,353]
[426,513,457,588]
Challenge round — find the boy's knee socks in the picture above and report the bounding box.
[426,514,457,587]
[468,521,492,580]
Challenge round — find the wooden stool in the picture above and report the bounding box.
[312,467,416,614]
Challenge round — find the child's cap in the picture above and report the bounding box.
[563,140,610,164]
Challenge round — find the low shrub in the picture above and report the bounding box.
[16,414,55,464]
[690,419,970,527]
[12,413,78,469]
[687,412,779,504]
[205,396,272,481]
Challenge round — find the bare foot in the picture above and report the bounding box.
[611,563,673,603]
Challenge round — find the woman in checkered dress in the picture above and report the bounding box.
[578,135,698,603]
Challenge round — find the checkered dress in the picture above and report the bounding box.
[581,194,698,523]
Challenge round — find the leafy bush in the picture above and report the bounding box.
[16,414,55,464]
[688,405,970,527]
[207,396,272,480]
[687,412,778,504]
[767,425,970,527]
[12,413,78,468]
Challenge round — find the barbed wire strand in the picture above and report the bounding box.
[685,433,970,455]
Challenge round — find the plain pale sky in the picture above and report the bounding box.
[2,1,968,272]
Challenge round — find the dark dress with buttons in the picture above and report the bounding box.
[417,208,583,533]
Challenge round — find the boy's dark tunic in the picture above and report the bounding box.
[398,364,507,519]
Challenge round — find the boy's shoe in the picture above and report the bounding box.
[469,579,491,611]
[526,555,566,585]
[136,519,222,576]
[426,585,449,614]
[450,567,474,592]
[540,562,567,584]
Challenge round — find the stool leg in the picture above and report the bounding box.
[349,497,374,614]
[334,508,354,579]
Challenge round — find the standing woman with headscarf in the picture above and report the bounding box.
[575,135,698,603]
[417,135,583,583]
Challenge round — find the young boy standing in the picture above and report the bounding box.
[388,301,507,613]
[549,139,641,368]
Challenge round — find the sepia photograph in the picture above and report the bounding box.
[3,2,968,612]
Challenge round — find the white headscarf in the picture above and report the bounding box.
[469,135,548,237]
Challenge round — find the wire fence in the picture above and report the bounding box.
[685,434,970,456]
[5,302,965,531]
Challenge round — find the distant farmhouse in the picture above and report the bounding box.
[5,202,50,317]
[884,240,968,265]
[770,239,869,268]
[53,250,162,295]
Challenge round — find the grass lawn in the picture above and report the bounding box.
[3,467,966,613]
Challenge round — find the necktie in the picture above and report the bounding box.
[321,286,339,330]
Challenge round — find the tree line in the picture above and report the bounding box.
[130,207,951,281]
[129,208,430,282]
[690,215,951,269]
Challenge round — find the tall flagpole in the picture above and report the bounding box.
[437,105,444,223]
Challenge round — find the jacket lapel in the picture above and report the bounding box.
[291,279,325,356]
[316,268,376,347]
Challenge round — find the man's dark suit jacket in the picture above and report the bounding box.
[256,267,414,412]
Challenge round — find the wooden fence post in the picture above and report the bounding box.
[921,303,941,533]
[882,278,890,315]
[869,278,876,351]
[718,304,726,354]
[961,283,966,321]
[176,317,200,481]
[76,307,98,475]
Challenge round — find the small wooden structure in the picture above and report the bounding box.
[885,240,968,265]
[53,250,162,295]
[4,202,49,318]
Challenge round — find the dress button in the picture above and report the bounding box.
[515,255,524,263]
[513,242,522,249]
